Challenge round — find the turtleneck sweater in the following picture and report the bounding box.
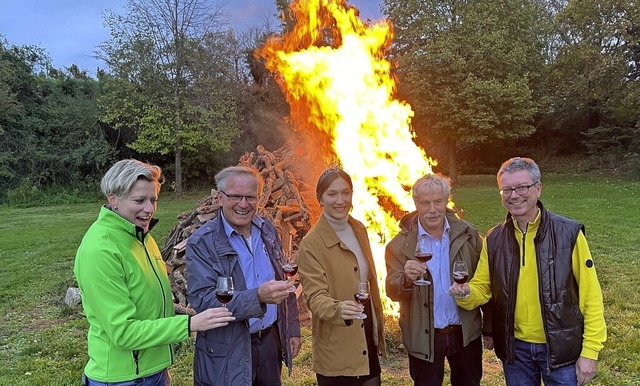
[323,212,370,282]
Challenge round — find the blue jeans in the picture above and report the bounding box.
[87,369,171,386]
[503,339,577,386]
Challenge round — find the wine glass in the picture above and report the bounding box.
[281,253,298,293]
[452,261,469,298]
[414,238,432,286]
[216,276,234,306]
[353,281,370,319]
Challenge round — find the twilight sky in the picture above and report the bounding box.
[0,0,384,76]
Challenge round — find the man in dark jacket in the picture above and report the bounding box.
[450,157,606,386]
[386,173,491,386]
[186,166,301,386]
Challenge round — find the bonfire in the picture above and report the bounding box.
[162,0,452,317]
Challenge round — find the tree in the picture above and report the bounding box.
[0,39,22,136]
[549,0,640,172]
[0,37,37,191]
[383,0,550,178]
[99,0,240,196]
[0,36,114,200]
[236,20,292,156]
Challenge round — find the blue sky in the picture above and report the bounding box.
[0,0,383,76]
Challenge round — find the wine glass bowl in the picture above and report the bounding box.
[353,281,370,319]
[414,239,432,286]
[452,261,469,298]
[216,276,234,306]
[281,254,298,293]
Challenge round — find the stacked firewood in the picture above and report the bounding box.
[161,141,318,316]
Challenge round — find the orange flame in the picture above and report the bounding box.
[258,0,437,316]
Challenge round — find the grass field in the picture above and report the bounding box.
[0,174,638,385]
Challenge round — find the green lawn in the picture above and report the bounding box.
[0,175,638,385]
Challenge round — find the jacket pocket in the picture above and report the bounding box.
[193,336,231,385]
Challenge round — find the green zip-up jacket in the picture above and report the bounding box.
[74,206,190,383]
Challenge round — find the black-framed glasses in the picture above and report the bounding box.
[498,182,539,198]
[219,190,259,204]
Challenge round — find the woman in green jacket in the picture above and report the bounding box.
[74,159,234,386]
[298,166,386,386]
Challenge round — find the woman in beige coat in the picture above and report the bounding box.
[298,166,386,386]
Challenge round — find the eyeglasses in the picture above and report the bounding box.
[498,182,539,198]
[219,191,259,204]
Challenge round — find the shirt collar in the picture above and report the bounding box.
[220,211,264,238]
[511,208,542,234]
[417,216,450,240]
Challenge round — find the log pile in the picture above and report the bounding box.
[161,141,319,316]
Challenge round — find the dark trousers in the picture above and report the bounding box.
[250,324,282,386]
[408,329,483,386]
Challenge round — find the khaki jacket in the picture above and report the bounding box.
[298,214,386,376]
[385,210,489,362]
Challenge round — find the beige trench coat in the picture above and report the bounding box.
[298,214,386,377]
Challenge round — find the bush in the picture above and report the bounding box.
[629,153,640,179]
[4,179,102,207]
[5,178,40,206]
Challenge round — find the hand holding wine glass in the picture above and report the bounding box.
[451,261,470,298]
[353,281,370,320]
[189,307,235,332]
[414,238,432,286]
[216,276,234,307]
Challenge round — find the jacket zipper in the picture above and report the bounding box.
[132,350,140,375]
[141,238,173,364]
[521,230,526,266]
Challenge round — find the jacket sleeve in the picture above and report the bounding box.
[385,239,413,302]
[571,231,607,360]
[297,239,347,326]
[185,233,264,320]
[470,229,493,336]
[457,238,493,310]
[75,240,189,351]
[265,224,301,338]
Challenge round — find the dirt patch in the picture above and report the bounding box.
[23,303,69,330]
[29,316,67,330]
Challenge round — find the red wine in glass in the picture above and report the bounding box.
[453,272,469,284]
[282,261,298,293]
[354,291,370,305]
[452,261,470,298]
[414,247,432,286]
[415,252,433,263]
[282,263,298,279]
[353,281,370,319]
[215,290,233,305]
[216,276,234,306]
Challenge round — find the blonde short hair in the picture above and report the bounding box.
[101,159,164,198]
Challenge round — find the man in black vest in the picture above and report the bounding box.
[449,157,606,386]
